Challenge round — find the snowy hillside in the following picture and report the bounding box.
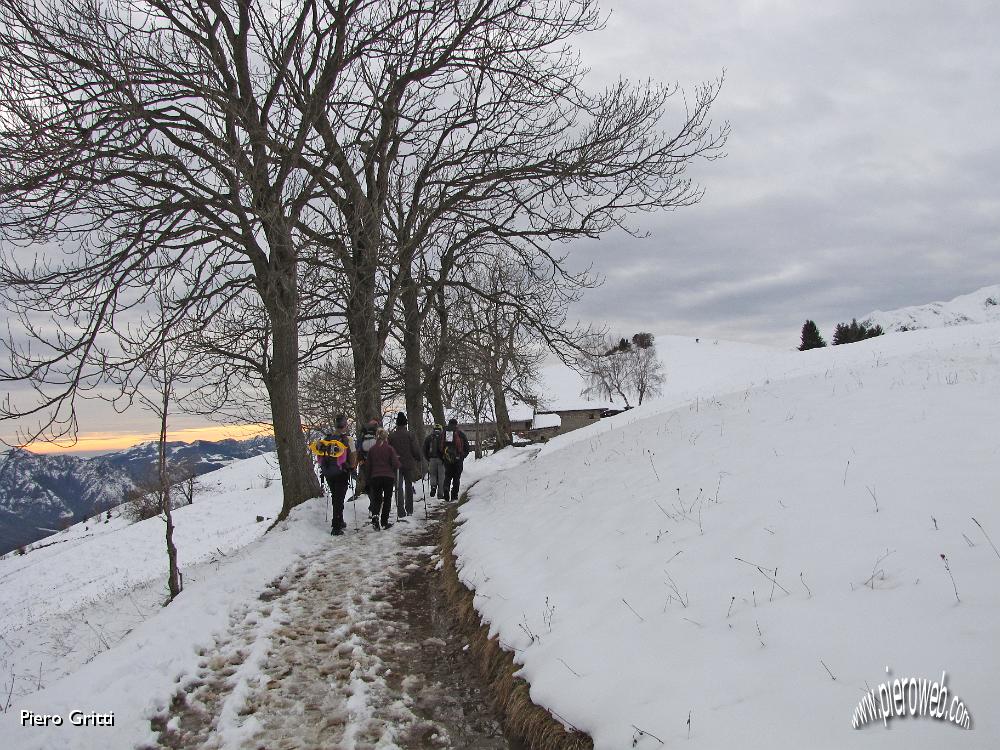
[0,453,314,747]
[4,321,999,749]
[455,323,1000,748]
[865,283,1000,332]
[0,450,132,555]
[0,436,276,555]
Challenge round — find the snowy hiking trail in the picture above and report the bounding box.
[145,499,518,750]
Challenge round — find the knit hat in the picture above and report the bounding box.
[433,424,443,432]
[396,411,407,426]
[447,418,458,428]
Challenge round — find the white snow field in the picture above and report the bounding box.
[865,283,1000,332]
[0,453,330,749]
[454,324,1000,749]
[0,446,513,749]
[2,317,999,749]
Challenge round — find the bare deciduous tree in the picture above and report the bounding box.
[299,354,356,433]
[628,336,666,406]
[0,0,371,516]
[580,332,665,407]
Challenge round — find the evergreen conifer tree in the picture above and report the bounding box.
[832,318,884,345]
[798,320,826,350]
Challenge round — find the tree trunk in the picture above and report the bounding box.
[426,377,446,428]
[472,403,483,460]
[491,377,512,450]
[346,258,383,425]
[158,390,182,603]
[401,271,425,447]
[264,253,322,520]
[425,285,449,427]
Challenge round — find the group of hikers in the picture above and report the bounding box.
[309,413,470,534]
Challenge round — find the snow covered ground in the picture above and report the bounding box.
[865,283,1000,332]
[455,322,1000,748]
[0,454,330,749]
[3,310,1000,749]
[0,446,516,749]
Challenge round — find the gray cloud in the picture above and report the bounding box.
[566,0,1000,346]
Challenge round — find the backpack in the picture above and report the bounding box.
[315,436,349,479]
[359,427,378,458]
[441,431,464,464]
[426,432,442,458]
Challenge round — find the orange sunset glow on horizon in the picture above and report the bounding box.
[21,423,273,455]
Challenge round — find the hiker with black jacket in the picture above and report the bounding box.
[364,428,401,530]
[441,418,470,501]
[313,415,355,535]
[388,412,421,519]
[356,417,380,520]
[423,424,446,499]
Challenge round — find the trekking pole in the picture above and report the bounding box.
[319,467,328,526]
[350,476,358,532]
[421,473,428,520]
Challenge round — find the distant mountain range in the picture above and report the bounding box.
[864,284,1000,332]
[0,436,275,555]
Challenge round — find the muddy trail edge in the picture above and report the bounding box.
[144,498,525,749]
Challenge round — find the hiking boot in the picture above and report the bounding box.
[371,516,380,531]
[382,521,393,530]
[331,527,344,536]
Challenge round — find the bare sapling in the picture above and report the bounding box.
[519,614,538,643]
[543,597,556,633]
[622,598,646,621]
[631,724,665,747]
[557,658,581,677]
[866,485,879,512]
[647,451,661,482]
[972,517,1000,560]
[664,573,689,609]
[2,671,13,713]
[865,548,895,590]
[940,554,960,603]
[735,557,790,596]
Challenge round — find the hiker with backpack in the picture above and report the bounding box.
[364,428,401,530]
[388,412,421,519]
[441,418,470,501]
[423,424,446,500]
[310,416,355,535]
[356,417,380,520]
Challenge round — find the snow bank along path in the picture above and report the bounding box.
[455,323,1000,749]
[0,454,331,750]
[0,447,522,749]
[146,515,455,749]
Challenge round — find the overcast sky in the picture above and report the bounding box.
[9,0,1000,450]
[568,0,1000,346]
